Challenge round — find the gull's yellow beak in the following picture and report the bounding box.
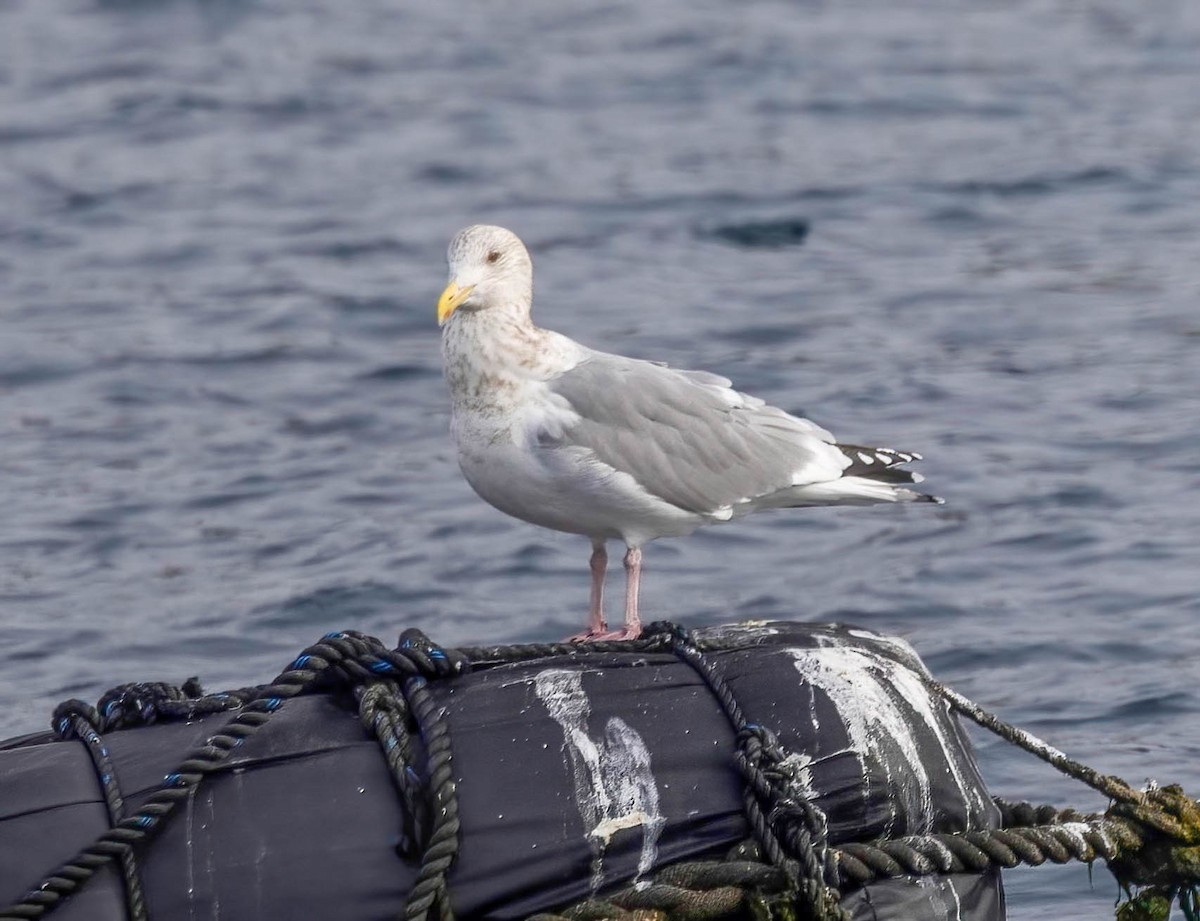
[437,281,475,326]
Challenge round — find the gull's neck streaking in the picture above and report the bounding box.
[441,304,582,409]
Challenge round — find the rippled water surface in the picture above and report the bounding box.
[2,1,1198,916]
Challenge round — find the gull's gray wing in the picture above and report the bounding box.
[541,351,846,516]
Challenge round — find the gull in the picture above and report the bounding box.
[437,225,939,641]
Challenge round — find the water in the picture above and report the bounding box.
[1,0,1198,916]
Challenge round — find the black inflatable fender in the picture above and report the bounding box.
[0,621,1004,920]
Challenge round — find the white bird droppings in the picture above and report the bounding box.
[534,668,665,890]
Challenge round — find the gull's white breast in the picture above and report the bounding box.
[451,378,706,546]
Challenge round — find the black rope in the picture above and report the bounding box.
[93,678,238,730]
[395,629,463,921]
[51,706,147,921]
[659,622,848,921]
[40,677,245,921]
[455,631,673,667]
[357,680,424,859]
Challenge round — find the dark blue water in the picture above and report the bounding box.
[2,1,1198,916]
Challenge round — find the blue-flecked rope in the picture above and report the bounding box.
[50,706,148,921]
[0,630,468,921]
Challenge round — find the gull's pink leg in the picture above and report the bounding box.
[566,543,643,642]
[565,542,609,642]
[587,542,608,634]
[620,546,643,639]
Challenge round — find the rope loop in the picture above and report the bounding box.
[51,700,101,739]
[357,680,424,858]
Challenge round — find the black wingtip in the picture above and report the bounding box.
[837,443,925,478]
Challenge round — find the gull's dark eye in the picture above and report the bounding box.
[486,251,501,264]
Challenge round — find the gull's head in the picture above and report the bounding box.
[437,224,533,326]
